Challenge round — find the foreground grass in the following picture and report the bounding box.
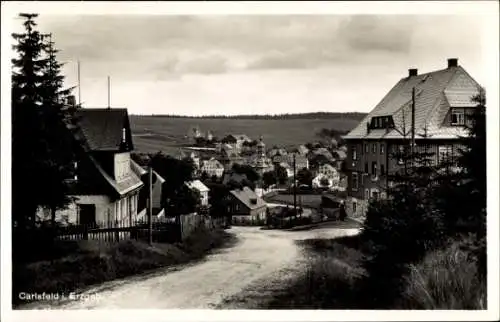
[13,227,236,307]
[265,235,486,310]
[265,235,366,309]
[397,241,486,310]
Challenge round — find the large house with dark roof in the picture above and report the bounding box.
[342,58,482,218]
[36,108,144,227]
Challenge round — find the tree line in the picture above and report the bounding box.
[134,112,367,120]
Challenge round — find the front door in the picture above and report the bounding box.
[78,204,96,227]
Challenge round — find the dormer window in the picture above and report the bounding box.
[370,116,395,129]
[451,109,465,126]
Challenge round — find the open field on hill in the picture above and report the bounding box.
[129,115,364,154]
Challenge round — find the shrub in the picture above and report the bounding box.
[397,240,486,310]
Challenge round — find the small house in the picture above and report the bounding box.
[186,179,210,206]
[227,187,267,221]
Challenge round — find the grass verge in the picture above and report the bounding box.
[396,239,487,310]
[12,226,236,308]
[264,235,486,310]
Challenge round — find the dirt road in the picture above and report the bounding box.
[27,226,360,309]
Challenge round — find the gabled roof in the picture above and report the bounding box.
[230,187,267,210]
[130,159,148,176]
[186,180,210,193]
[76,108,133,151]
[89,155,143,197]
[344,63,481,140]
[231,134,251,142]
[319,163,336,170]
[201,158,224,168]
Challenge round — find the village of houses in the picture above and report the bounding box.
[36,106,351,240]
[33,57,482,241]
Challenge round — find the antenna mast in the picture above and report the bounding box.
[107,76,111,109]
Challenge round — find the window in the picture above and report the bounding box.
[372,143,377,153]
[351,146,358,161]
[451,109,465,125]
[380,164,385,175]
[353,201,357,213]
[371,190,379,200]
[397,146,405,165]
[380,144,385,154]
[438,145,453,163]
[364,162,369,173]
[365,189,370,200]
[352,172,359,191]
[372,162,378,175]
[365,144,369,153]
[380,192,387,200]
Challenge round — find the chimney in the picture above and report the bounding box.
[447,58,458,68]
[408,68,418,77]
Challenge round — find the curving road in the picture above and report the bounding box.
[26,226,360,309]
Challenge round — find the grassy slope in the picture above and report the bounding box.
[13,227,236,307]
[264,235,486,310]
[129,116,363,154]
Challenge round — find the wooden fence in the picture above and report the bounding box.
[231,216,266,226]
[50,214,228,243]
[54,218,181,243]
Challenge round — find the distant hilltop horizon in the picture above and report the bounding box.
[130,112,367,120]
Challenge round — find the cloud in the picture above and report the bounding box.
[35,14,483,89]
[338,16,415,53]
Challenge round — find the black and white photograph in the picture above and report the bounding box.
[1,1,499,322]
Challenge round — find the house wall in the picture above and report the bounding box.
[114,152,131,182]
[232,206,267,221]
[345,196,368,219]
[200,191,209,206]
[345,138,465,216]
[152,180,163,209]
[37,193,140,227]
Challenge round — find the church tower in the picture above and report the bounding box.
[255,136,268,177]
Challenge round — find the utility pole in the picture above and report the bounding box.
[411,86,416,165]
[78,60,81,106]
[293,153,297,220]
[148,166,153,245]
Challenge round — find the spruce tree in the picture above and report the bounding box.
[12,13,49,229]
[39,33,80,227]
[12,13,78,231]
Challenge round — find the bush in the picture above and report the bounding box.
[397,240,486,310]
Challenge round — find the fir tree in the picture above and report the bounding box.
[12,13,78,230]
[39,33,81,227]
[360,129,446,308]
[12,13,50,229]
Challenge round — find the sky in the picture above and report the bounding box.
[21,14,487,116]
